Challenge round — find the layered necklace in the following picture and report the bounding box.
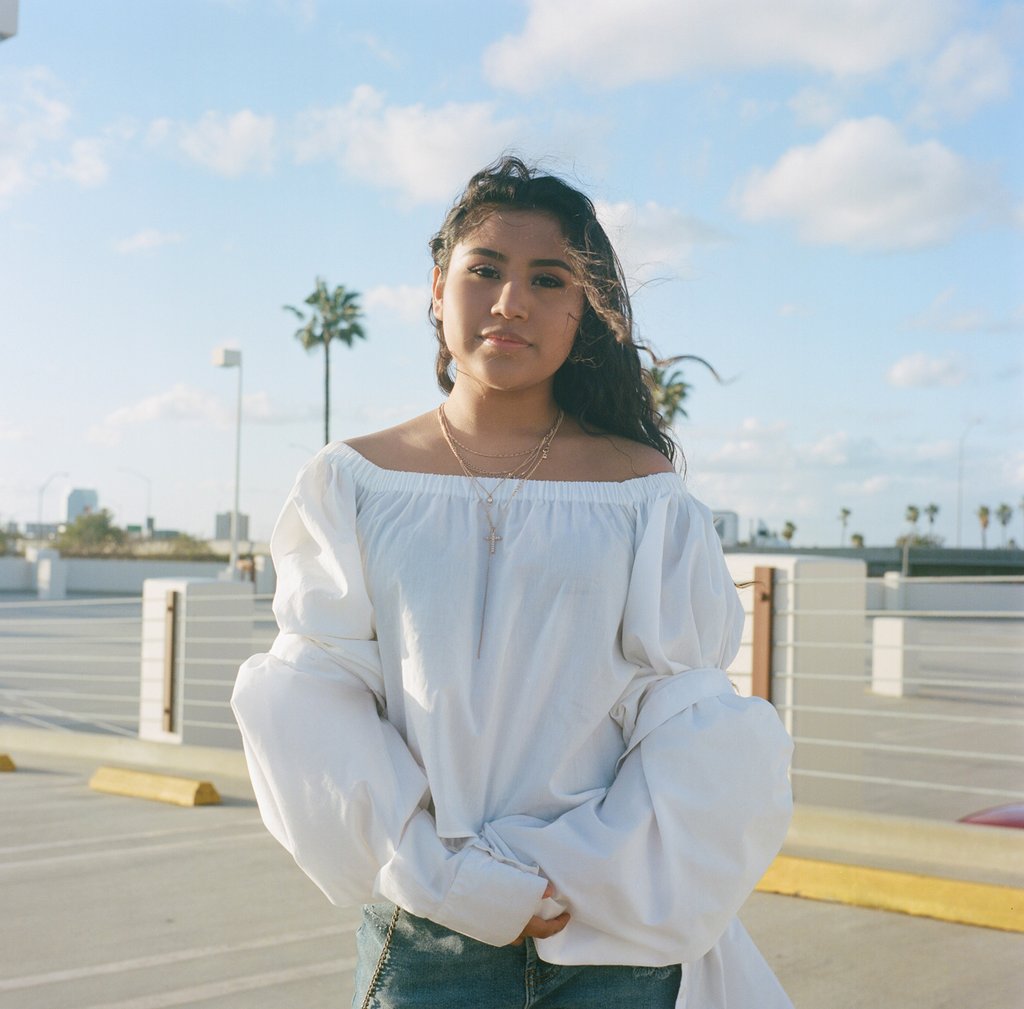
[437,403,564,657]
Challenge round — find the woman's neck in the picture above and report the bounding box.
[442,384,562,444]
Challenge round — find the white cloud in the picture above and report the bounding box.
[787,87,843,127]
[0,67,106,206]
[88,384,317,444]
[913,31,1013,123]
[886,352,967,388]
[800,432,851,466]
[914,440,957,462]
[364,284,431,324]
[704,417,792,471]
[483,0,955,92]
[736,117,994,250]
[848,475,891,496]
[115,229,184,254]
[156,109,277,177]
[909,288,1024,334]
[88,385,228,445]
[294,86,523,203]
[596,199,726,282]
[54,137,109,187]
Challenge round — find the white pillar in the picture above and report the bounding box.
[35,549,67,600]
[139,578,255,745]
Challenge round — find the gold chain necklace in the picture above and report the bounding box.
[437,404,564,656]
[444,430,540,460]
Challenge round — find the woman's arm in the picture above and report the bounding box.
[484,490,793,964]
[232,449,549,946]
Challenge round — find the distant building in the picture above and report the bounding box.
[0,0,18,41]
[215,512,250,540]
[712,511,739,547]
[67,489,99,523]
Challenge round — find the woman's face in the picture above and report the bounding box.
[432,210,584,399]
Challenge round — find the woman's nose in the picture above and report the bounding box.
[492,281,528,320]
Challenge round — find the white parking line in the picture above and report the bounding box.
[0,925,349,991]
[77,958,356,1009]
[0,829,269,870]
[0,819,256,856]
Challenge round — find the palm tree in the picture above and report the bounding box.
[782,521,796,545]
[977,505,990,548]
[285,279,366,445]
[850,532,865,549]
[901,505,920,576]
[924,503,939,533]
[647,355,723,425]
[838,507,851,546]
[996,503,1013,548]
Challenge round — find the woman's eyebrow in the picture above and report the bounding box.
[465,247,572,271]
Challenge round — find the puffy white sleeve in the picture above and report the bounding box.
[231,449,547,946]
[484,491,793,965]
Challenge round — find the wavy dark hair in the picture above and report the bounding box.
[428,156,677,463]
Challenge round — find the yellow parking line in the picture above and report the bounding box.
[757,855,1023,933]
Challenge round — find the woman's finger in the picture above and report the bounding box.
[510,911,570,945]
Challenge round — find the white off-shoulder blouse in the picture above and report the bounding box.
[232,442,794,1009]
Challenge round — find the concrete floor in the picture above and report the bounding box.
[1,748,1020,1009]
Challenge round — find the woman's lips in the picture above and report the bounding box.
[481,331,529,348]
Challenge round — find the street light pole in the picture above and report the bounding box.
[213,347,243,578]
[36,471,68,544]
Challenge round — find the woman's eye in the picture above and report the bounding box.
[468,264,499,279]
[534,274,565,289]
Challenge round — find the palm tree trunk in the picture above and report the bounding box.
[323,337,331,445]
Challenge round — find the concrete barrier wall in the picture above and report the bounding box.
[0,557,33,591]
[875,572,1023,613]
[67,558,226,594]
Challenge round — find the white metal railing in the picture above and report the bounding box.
[0,592,277,741]
[4,574,1023,827]
[0,596,143,736]
[769,573,1024,822]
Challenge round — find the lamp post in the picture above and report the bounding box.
[36,471,68,544]
[212,347,243,579]
[955,419,980,549]
[118,468,153,538]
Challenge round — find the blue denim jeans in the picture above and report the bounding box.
[353,902,681,1009]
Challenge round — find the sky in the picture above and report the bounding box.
[1,0,1022,549]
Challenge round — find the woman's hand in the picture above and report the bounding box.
[509,882,569,945]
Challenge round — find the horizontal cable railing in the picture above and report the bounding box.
[0,591,278,743]
[763,572,1023,821]
[0,596,143,736]
[5,573,1022,825]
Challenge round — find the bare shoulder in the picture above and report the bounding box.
[344,410,456,473]
[601,436,676,479]
[555,423,675,482]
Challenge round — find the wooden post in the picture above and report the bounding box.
[162,590,179,732]
[751,566,775,702]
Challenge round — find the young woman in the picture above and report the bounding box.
[232,157,794,1009]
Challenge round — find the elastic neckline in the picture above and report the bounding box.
[332,442,684,504]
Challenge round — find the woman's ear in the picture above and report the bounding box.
[431,265,444,320]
